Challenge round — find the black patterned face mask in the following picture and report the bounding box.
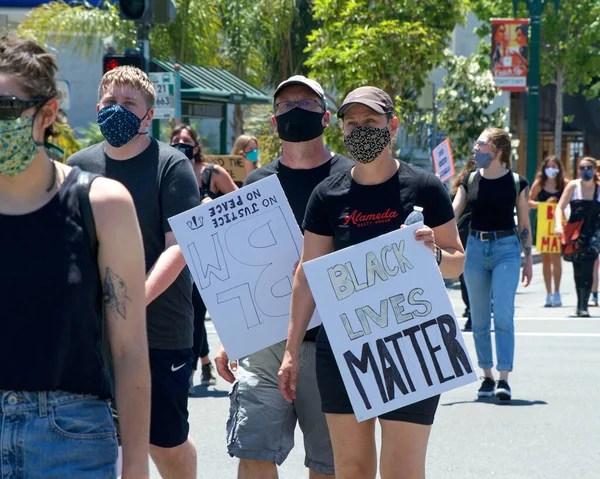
[343,125,391,164]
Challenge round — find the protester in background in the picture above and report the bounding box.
[231,134,260,176]
[170,124,238,389]
[69,66,200,478]
[278,86,464,479]
[172,124,238,204]
[555,157,600,317]
[452,155,477,331]
[529,155,567,307]
[216,75,351,479]
[454,127,533,401]
[1,36,150,478]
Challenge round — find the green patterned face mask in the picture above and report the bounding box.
[0,116,41,177]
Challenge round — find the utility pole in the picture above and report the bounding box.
[512,0,560,185]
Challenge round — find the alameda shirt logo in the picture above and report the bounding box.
[343,208,399,227]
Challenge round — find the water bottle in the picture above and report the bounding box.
[404,206,424,225]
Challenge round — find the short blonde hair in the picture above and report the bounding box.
[98,66,156,108]
[231,135,259,156]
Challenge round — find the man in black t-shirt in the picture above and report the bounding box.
[215,76,352,478]
[68,66,200,478]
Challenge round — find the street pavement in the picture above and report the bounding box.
[152,259,600,478]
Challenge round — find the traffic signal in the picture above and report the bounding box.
[103,54,144,74]
[118,0,176,24]
[118,0,151,22]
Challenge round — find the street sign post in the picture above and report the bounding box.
[148,72,180,120]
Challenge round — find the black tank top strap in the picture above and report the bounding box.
[200,163,217,200]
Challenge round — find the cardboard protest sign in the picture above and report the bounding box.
[206,155,247,184]
[303,223,477,421]
[536,202,561,254]
[432,139,455,183]
[169,175,321,360]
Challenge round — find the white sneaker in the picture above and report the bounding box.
[544,294,553,307]
[553,292,562,307]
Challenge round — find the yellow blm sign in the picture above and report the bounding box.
[536,202,562,254]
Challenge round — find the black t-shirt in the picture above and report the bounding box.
[460,170,528,232]
[67,139,201,349]
[244,153,353,341]
[303,161,455,251]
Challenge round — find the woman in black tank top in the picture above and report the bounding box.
[529,156,568,308]
[170,125,238,388]
[0,37,150,477]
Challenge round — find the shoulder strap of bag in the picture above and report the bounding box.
[76,171,115,398]
[467,171,477,190]
[512,172,520,204]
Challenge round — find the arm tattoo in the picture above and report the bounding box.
[520,228,532,257]
[213,166,221,175]
[524,186,530,202]
[103,267,130,320]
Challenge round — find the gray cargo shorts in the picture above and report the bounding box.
[226,340,334,475]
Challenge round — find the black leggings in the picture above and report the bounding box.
[191,285,209,371]
[573,259,595,290]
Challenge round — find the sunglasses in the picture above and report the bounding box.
[579,165,594,171]
[0,97,48,121]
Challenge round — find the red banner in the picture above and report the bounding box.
[491,19,529,92]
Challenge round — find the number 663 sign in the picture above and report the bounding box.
[149,72,180,120]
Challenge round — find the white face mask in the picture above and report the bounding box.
[545,167,559,179]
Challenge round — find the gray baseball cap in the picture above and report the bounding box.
[273,75,326,104]
[337,86,394,118]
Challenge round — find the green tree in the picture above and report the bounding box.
[18,0,221,66]
[436,52,507,161]
[470,0,600,159]
[218,0,313,140]
[305,0,468,115]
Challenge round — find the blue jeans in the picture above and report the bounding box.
[0,390,118,478]
[464,234,521,371]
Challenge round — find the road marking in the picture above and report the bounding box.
[462,331,600,338]
[512,317,600,321]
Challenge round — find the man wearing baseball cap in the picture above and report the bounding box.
[215,75,352,479]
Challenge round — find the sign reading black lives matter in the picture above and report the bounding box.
[303,223,477,421]
[169,175,321,360]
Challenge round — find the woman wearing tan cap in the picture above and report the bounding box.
[279,86,465,478]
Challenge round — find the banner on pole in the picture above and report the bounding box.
[303,223,477,421]
[169,175,321,360]
[432,139,455,183]
[491,18,529,92]
[536,202,561,254]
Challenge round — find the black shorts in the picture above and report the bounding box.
[149,348,194,448]
[316,345,439,425]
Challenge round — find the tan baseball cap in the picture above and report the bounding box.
[337,86,394,118]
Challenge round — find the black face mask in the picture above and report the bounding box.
[171,143,195,160]
[275,108,325,143]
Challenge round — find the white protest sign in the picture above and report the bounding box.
[303,223,477,421]
[432,138,456,183]
[168,175,321,360]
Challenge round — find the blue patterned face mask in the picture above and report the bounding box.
[97,104,149,148]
